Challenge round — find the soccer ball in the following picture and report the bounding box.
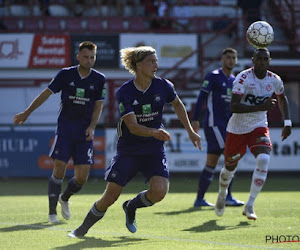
[246,21,274,48]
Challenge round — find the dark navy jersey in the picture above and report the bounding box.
[115,77,177,155]
[48,66,106,139]
[193,68,234,129]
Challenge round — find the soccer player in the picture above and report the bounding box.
[14,41,106,223]
[192,48,244,207]
[215,48,292,220]
[68,46,202,237]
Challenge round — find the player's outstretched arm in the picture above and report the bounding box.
[277,94,292,141]
[171,97,202,150]
[14,88,52,125]
[123,113,171,141]
[86,100,104,141]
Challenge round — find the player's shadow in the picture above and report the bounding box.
[183,220,254,233]
[155,206,214,216]
[0,221,66,233]
[55,236,148,249]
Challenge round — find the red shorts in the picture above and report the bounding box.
[224,127,272,166]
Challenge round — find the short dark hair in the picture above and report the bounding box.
[79,41,97,51]
[222,47,237,55]
[253,47,270,57]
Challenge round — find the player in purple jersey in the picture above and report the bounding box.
[68,46,202,237]
[14,41,106,223]
[191,48,244,207]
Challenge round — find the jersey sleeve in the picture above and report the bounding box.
[116,87,134,118]
[200,73,214,93]
[164,79,177,103]
[96,78,107,101]
[232,72,246,95]
[273,74,284,95]
[48,70,65,94]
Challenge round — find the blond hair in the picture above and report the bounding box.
[120,46,156,75]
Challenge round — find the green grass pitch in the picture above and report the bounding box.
[0,173,299,249]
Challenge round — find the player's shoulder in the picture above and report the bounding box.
[235,68,252,80]
[153,76,173,85]
[117,79,134,95]
[266,70,282,82]
[91,68,106,80]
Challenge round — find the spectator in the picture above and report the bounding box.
[170,0,192,32]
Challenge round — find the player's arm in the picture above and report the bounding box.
[123,113,171,141]
[85,100,104,141]
[14,88,52,125]
[277,94,292,141]
[230,94,277,113]
[171,97,202,150]
[191,90,208,133]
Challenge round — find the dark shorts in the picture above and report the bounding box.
[204,126,226,154]
[49,135,94,165]
[104,152,169,186]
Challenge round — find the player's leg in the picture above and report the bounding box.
[123,153,169,233]
[215,132,246,216]
[243,127,271,220]
[59,139,93,220]
[48,159,68,223]
[194,153,220,207]
[69,181,123,237]
[48,135,71,223]
[59,164,90,220]
[195,127,222,207]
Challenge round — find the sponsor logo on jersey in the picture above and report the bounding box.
[142,104,151,114]
[266,84,272,91]
[119,102,125,113]
[202,80,209,88]
[245,94,269,105]
[101,88,106,98]
[76,88,85,97]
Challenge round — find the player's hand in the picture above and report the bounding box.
[264,98,277,111]
[191,120,200,133]
[14,112,28,125]
[85,126,95,141]
[153,128,171,141]
[189,131,202,151]
[281,126,291,141]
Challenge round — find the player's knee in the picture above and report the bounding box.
[256,153,270,171]
[148,188,168,203]
[75,176,88,185]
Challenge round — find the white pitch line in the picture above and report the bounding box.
[0,222,289,250]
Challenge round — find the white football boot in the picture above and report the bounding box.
[243,206,257,220]
[59,194,71,220]
[48,214,59,223]
[215,193,226,217]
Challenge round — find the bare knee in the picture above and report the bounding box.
[148,188,167,203]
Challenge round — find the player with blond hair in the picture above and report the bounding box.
[68,46,202,237]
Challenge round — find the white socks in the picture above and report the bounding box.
[247,153,270,207]
[219,167,235,196]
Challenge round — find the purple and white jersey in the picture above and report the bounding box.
[116,77,177,155]
[227,68,284,134]
[193,68,234,129]
[48,66,106,139]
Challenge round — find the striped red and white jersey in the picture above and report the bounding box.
[227,67,284,134]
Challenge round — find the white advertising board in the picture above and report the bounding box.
[120,34,197,68]
[0,34,33,68]
[105,128,299,172]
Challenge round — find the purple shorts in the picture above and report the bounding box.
[49,135,94,165]
[104,152,169,186]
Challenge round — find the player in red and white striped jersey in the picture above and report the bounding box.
[215,48,292,220]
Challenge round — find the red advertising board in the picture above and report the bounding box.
[29,34,70,68]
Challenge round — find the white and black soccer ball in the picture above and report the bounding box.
[246,21,274,48]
